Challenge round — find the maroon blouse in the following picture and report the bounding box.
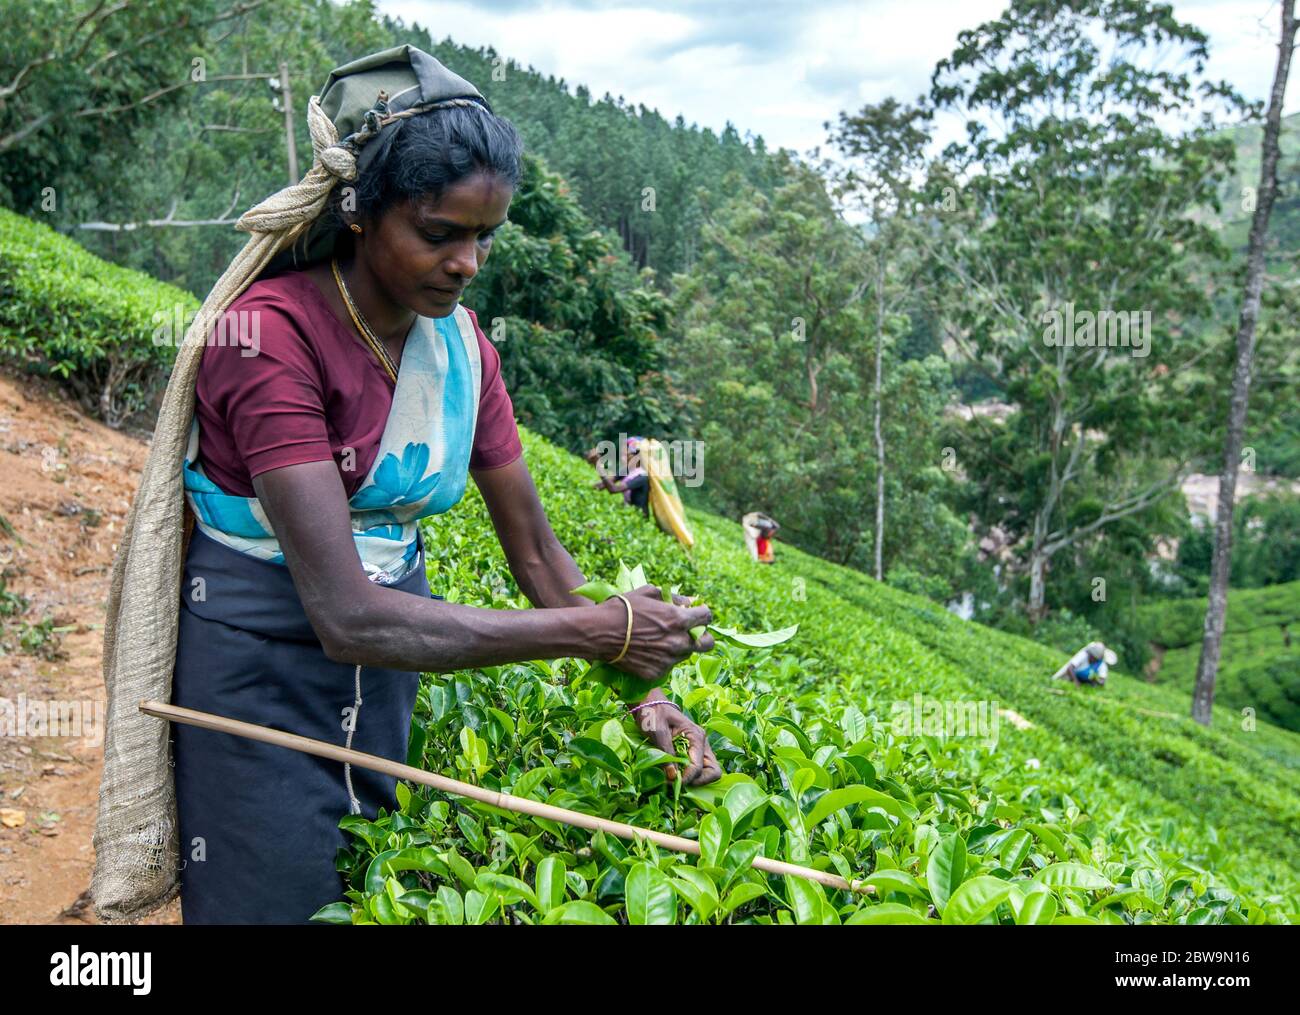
[193,270,523,499]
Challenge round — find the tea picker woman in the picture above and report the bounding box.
[92,45,720,925]
[1051,642,1117,686]
[742,512,780,564]
[587,436,651,516]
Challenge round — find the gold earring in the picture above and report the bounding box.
[350,223,363,234]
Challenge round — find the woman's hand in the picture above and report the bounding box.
[602,584,714,681]
[633,688,721,786]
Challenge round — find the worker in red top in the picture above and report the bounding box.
[743,512,780,563]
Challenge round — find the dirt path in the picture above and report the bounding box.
[0,370,179,924]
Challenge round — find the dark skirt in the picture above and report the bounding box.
[170,526,428,924]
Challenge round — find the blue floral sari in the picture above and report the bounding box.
[182,305,482,582]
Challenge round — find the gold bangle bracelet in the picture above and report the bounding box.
[609,593,634,664]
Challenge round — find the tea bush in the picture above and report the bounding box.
[1160,635,1299,733]
[1136,580,1300,649]
[0,207,194,425]
[317,432,1300,925]
[1136,581,1300,731]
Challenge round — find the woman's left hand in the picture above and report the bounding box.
[633,687,721,786]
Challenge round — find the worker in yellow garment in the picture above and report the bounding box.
[587,436,695,549]
[642,438,695,549]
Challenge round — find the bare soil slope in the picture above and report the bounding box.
[0,369,180,924]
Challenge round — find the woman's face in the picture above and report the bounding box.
[356,170,513,318]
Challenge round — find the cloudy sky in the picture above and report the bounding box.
[376,0,1295,157]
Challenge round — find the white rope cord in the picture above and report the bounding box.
[343,664,364,815]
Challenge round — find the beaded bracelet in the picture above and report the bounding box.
[628,699,682,717]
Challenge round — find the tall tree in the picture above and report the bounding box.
[385,18,788,282]
[926,0,1249,619]
[828,98,933,580]
[0,0,267,191]
[671,160,968,588]
[472,154,687,450]
[1192,0,1298,726]
[2,4,790,295]
[0,0,391,295]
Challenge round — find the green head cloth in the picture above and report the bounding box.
[273,44,490,270]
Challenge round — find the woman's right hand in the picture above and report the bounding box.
[601,585,714,682]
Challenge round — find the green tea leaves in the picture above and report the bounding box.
[805,785,885,828]
[927,833,967,916]
[941,876,1014,925]
[542,901,617,925]
[1033,863,1115,892]
[626,863,676,924]
[708,624,800,648]
[721,780,768,829]
[846,903,933,925]
[534,856,566,912]
[570,579,621,604]
[567,736,628,777]
[571,562,800,700]
[316,434,1278,927]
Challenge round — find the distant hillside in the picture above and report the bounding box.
[1138,581,1300,732]
[420,426,1300,922]
[383,20,789,280]
[1214,110,1300,266]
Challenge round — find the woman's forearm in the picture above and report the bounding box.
[504,528,590,609]
[253,461,620,674]
[595,469,623,493]
[318,587,623,672]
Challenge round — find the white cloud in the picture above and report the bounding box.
[377,0,1299,157]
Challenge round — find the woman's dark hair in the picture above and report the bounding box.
[325,101,523,234]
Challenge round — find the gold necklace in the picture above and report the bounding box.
[331,257,399,385]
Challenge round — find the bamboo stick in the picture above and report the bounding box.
[140,700,873,897]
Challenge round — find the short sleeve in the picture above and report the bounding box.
[465,308,523,471]
[196,301,336,483]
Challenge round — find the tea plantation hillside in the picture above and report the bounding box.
[1136,583,1300,733]
[321,430,1300,925]
[3,210,1295,924]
